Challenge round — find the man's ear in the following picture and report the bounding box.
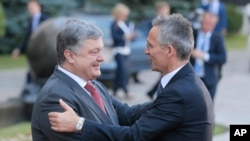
[64,50,74,64]
[164,45,176,57]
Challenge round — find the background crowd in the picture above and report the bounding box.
[0,0,250,140]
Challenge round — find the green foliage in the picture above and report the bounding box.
[0,0,199,54]
[226,4,243,33]
[0,3,5,37]
[0,0,79,54]
[213,124,228,135]
[0,122,31,140]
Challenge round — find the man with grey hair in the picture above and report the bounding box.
[48,14,214,141]
[31,19,152,141]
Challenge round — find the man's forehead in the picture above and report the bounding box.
[84,38,103,45]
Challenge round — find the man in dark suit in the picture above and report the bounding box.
[190,12,227,101]
[199,0,227,36]
[12,0,48,57]
[48,14,214,141]
[199,0,227,83]
[11,0,48,83]
[31,19,151,141]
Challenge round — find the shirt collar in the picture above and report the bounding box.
[57,65,87,88]
[160,65,184,88]
[199,30,212,37]
[33,12,41,19]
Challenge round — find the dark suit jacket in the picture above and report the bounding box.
[31,67,151,141]
[18,13,48,53]
[81,63,214,141]
[111,21,126,47]
[190,30,227,86]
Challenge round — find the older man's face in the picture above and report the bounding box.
[70,37,104,81]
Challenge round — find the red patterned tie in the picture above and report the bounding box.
[85,81,106,113]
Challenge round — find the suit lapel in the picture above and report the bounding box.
[92,81,119,124]
[54,68,113,124]
[209,33,217,53]
[167,63,193,87]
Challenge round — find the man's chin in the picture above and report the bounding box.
[151,66,156,71]
[151,67,159,72]
[94,71,101,77]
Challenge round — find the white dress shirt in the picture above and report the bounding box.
[159,65,184,89]
[57,65,91,96]
[194,31,212,77]
[32,12,41,31]
[197,31,212,61]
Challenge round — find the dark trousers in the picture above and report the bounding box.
[26,70,32,84]
[147,77,161,97]
[113,54,129,95]
[201,78,217,101]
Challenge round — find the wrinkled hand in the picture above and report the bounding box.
[191,49,205,60]
[48,99,80,132]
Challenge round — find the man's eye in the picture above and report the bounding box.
[147,44,152,48]
[91,49,99,53]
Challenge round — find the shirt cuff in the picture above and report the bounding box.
[204,53,210,62]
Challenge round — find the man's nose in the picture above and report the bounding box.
[98,52,104,62]
[144,47,149,55]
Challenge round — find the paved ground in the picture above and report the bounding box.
[0,48,249,141]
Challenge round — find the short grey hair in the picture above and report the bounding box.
[152,14,194,60]
[56,19,103,64]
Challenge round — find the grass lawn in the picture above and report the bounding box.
[225,33,248,50]
[0,122,31,141]
[0,122,227,140]
[0,55,27,70]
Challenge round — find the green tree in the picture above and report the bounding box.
[0,2,5,37]
[226,4,243,33]
[0,0,78,54]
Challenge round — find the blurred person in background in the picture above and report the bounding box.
[199,0,227,81]
[11,0,48,58]
[146,1,170,99]
[111,3,136,100]
[190,12,226,101]
[142,1,171,37]
[11,0,48,83]
[199,0,227,36]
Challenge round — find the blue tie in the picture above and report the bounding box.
[194,36,206,77]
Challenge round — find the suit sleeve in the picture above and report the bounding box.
[81,91,184,141]
[38,91,82,141]
[207,34,227,65]
[112,96,153,126]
